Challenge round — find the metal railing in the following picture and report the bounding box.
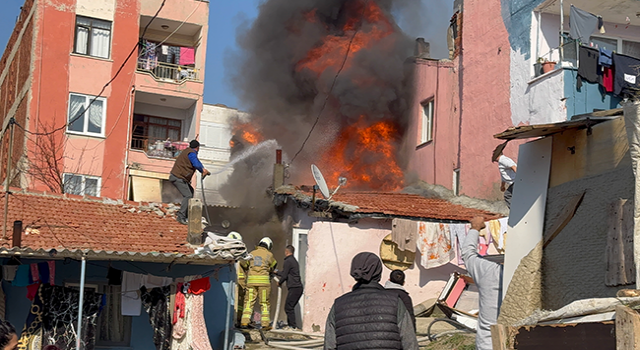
[136,58,199,83]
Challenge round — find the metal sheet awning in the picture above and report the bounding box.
[494,109,623,140]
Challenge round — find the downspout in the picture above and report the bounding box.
[559,0,564,63]
[223,263,235,350]
[75,256,87,350]
[122,85,135,200]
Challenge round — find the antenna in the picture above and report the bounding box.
[311,164,331,199]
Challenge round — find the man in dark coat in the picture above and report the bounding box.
[384,270,416,331]
[276,245,304,330]
[324,252,418,350]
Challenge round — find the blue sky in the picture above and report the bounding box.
[0,0,449,111]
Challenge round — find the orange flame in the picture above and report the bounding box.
[232,122,263,146]
[296,0,393,75]
[319,117,403,191]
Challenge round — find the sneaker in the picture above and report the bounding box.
[176,217,188,225]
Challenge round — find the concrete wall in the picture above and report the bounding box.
[405,59,460,190]
[458,0,520,200]
[2,259,233,350]
[302,219,466,332]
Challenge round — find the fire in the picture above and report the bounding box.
[232,122,263,146]
[319,116,403,191]
[296,0,393,75]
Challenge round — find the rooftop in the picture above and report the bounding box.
[0,190,226,264]
[274,186,501,222]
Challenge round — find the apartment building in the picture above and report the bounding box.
[0,0,209,201]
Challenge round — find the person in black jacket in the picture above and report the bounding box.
[385,270,416,331]
[324,252,418,350]
[276,245,304,330]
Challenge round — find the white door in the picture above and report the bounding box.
[292,228,309,326]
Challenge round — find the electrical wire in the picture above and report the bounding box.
[289,25,361,164]
[22,0,167,137]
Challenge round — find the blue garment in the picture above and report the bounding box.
[38,262,49,284]
[12,265,30,287]
[188,151,204,172]
[599,48,613,67]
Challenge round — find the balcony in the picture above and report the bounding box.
[136,58,199,83]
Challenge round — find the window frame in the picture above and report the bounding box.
[419,99,434,145]
[64,282,132,347]
[73,15,112,59]
[63,173,101,197]
[131,114,183,150]
[67,93,107,137]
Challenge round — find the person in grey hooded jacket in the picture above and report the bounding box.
[462,216,503,350]
[384,270,416,330]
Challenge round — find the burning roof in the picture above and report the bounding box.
[225,0,415,204]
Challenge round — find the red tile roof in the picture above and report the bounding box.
[0,190,192,254]
[275,187,501,221]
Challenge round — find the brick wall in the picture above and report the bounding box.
[0,0,36,186]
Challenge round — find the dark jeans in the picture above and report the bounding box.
[504,184,514,209]
[285,287,303,329]
[169,174,193,220]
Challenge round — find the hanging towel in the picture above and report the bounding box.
[488,220,504,254]
[47,261,55,285]
[417,222,454,269]
[601,66,615,93]
[569,5,598,42]
[497,217,508,252]
[187,277,210,295]
[26,283,40,301]
[12,265,30,287]
[391,218,417,252]
[179,47,195,66]
[3,266,18,282]
[578,46,600,86]
[143,274,173,289]
[189,294,213,350]
[29,264,39,284]
[122,271,144,316]
[37,262,49,285]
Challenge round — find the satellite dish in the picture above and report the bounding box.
[311,164,331,199]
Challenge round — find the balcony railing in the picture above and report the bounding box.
[131,136,191,160]
[136,58,199,83]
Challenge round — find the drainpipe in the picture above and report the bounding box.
[559,0,564,63]
[75,256,87,350]
[122,85,135,200]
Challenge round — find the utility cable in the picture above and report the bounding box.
[289,25,361,164]
[23,0,167,137]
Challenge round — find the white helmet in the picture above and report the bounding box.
[258,237,273,251]
[227,231,243,241]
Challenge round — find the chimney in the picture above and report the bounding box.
[414,38,430,59]
[12,220,22,248]
[273,149,285,189]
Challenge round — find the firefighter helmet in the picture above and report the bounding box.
[227,231,242,241]
[258,237,273,251]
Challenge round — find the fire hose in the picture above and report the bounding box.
[272,275,283,330]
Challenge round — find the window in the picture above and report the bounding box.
[74,16,111,59]
[420,100,434,144]
[67,93,106,136]
[63,174,101,196]
[131,114,182,150]
[65,283,132,347]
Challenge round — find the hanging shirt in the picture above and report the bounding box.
[569,5,598,42]
[179,47,195,66]
[601,66,615,93]
[578,46,600,85]
[3,265,18,282]
[599,47,613,67]
[613,53,640,96]
[12,265,30,287]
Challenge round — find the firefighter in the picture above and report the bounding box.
[240,237,277,329]
[228,231,246,326]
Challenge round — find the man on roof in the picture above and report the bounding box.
[169,140,210,225]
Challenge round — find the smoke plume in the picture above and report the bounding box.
[225,0,416,201]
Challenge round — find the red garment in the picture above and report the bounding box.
[30,263,40,283]
[187,278,210,295]
[602,66,614,92]
[26,283,41,300]
[174,283,186,324]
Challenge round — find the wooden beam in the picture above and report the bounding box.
[491,324,510,350]
[543,191,585,248]
[616,305,640,349]
[188,198,203,245]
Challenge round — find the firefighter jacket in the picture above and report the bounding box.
[241,246,277,286]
